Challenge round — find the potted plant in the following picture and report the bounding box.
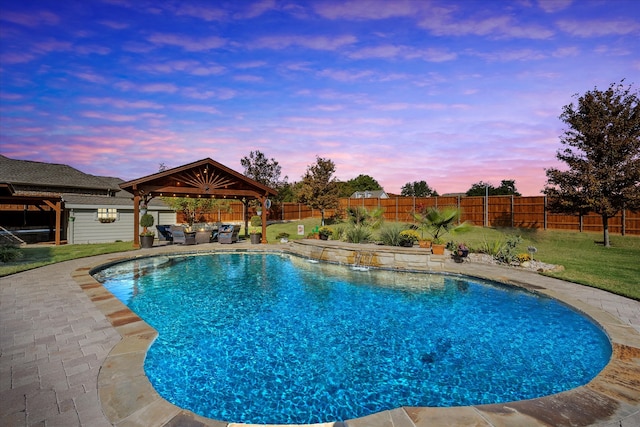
[250,229,262,244]
[399,229,420,247]
[140,213,155,248]
[414,208,470,255]
[318,226,333,240]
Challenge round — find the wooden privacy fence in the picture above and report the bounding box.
[182,196,640,236]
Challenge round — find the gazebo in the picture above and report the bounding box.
[119,158,278,247]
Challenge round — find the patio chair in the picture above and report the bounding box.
[170,225,195,245]
[218,224,240,244]
[156,225,173,243]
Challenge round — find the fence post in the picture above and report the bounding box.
[622,208,626,236]
[544,196,547,230]
[396,197,398,222]
[511,195,514,228]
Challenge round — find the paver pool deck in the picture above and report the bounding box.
[1,241,639,427]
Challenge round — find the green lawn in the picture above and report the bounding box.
[0,241,136,277]
[2,223,638,301]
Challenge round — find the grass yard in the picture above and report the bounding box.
[0,241,136,277]
[2,222,638,301]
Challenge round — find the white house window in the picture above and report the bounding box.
[97,208,118,223]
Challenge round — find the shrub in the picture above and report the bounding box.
[517,253,531,263]
[318,226,333,237]
[399,229,420,246]
[276,232,290,239]
[344,225,371,243]
[0,244,23,263]
[378,223,406,246]
[250,215,261,226]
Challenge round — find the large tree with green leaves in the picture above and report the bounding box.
[401,180,439,197]
[296,156,340,226]
[544,81,640,247]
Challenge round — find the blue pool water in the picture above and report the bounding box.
[94,253,611,424]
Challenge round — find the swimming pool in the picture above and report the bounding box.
[94,253,611,424]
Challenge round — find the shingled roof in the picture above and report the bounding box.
[0,155,120,195]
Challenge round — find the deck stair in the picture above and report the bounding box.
[0,226,26,246]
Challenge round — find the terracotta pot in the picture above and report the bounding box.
[432,244,446,255]
[419,240,432,249]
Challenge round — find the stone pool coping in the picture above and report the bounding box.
[3,240,638,426]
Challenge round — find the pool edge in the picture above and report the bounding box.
[74,243,640,427]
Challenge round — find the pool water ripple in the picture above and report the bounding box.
[95,253,611,424]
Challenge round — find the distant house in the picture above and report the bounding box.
[350,190,389,199]
[0,155,175,244]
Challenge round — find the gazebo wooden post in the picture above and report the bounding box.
[133,190,140,248]
[260,196,267,244]
[43,200,62,245]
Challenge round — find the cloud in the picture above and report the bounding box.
[147,33,226,51]
[69,71,109,84]
[79,97,164,109]
[99,20,130,30]
[137,60,226,76]
[114,81,179,93]
[173,3,227,21]
[349,44,457,62]
[0,52,37,64]
[317,68,374,82]
[182,88,237,100]
[233,75,264,82]
[172,105,221,115]
[418,8,554,40]
[538,0,573,13]
[556,19,640,37]
[233,0,277,19]
[252,34,357,50]
[1,10,59,27]
[313,0,418,20]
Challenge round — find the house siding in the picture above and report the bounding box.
[69,209,176,244]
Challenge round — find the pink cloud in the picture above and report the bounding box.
[79,97,164,109]
[173,105,221,115]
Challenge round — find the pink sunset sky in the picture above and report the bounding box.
[1,0,639,196]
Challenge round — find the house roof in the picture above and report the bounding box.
[0,155,119,194]
[350,189,389,199]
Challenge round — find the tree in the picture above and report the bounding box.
[401,180,439,197]
[296,156,340,226]
[466,180,521,196]
[240,150,284,189]
[240,150,289,214]
[544,81,640,247]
